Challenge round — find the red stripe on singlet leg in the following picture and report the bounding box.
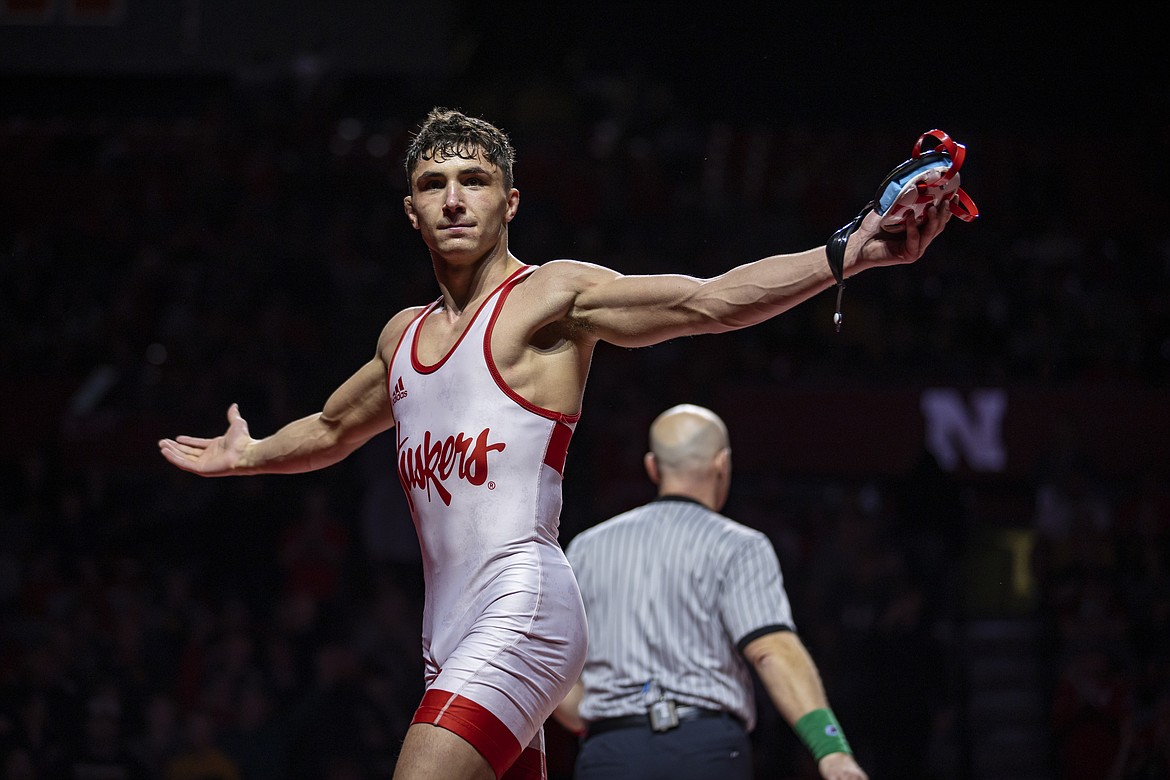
[412,689,527,779]
[502,746,545,779]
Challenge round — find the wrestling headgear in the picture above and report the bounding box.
[825,129,979,331]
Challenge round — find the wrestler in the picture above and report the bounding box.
[158,107,960,780]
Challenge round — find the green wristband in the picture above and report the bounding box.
[794,708,852,760]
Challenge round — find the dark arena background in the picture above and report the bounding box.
[1,3,1167,779]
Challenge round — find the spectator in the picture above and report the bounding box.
[163,707,242,780]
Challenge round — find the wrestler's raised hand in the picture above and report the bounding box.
[851,196,954,269]
[158,403,253,477]
[829,127,978,283]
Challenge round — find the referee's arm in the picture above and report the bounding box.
[552,679,586,736]
[742,631,868,780]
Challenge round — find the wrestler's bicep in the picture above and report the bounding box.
[320,355,396,444]
[570,267,713,348]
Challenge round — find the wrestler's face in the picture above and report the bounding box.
[403,147,519,264]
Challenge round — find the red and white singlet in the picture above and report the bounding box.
[388,266,587,779]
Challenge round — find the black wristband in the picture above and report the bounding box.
[825,217,856,286]
[825,206,871,332]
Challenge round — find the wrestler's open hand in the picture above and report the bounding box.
[158,403,253,476]
[847,196,953,272]
[818,751,868,780]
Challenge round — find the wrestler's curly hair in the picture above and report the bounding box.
[404,107,516,191]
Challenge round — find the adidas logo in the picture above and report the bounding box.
[391,377,409,403]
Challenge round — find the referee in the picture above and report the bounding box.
[553,404,866,780]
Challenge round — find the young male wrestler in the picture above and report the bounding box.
[159,108,960,779]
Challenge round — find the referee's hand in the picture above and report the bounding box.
[818,751,868,780]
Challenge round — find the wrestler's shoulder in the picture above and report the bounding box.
[384,304,430,329]
[523,258,622,290]
[375,305,429,348]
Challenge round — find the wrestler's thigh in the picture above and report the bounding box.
[394,722,496,780]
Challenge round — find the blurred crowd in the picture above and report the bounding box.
[1,61,1168,779]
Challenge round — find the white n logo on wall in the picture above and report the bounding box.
[920,388,1007,471]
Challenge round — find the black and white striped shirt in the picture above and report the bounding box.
[565,496,795,731]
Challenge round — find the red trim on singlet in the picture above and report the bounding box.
[411,266,534,375]
[483,269,582,425]
[412,689,526,779]
[502,747,546,780]
[542,420,573,477]
[387,305,432,400]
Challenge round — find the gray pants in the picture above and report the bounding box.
[574,713,752,780]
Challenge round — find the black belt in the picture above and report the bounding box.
[585,706,729,740]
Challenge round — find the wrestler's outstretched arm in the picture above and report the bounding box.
[544,199,953,349]
[158,311,411,476]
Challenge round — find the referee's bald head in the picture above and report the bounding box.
[648,404,730,476]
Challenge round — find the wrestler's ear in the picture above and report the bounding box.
[503,188,519,224]
[404,196,419,230]
[643,452,660,485]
